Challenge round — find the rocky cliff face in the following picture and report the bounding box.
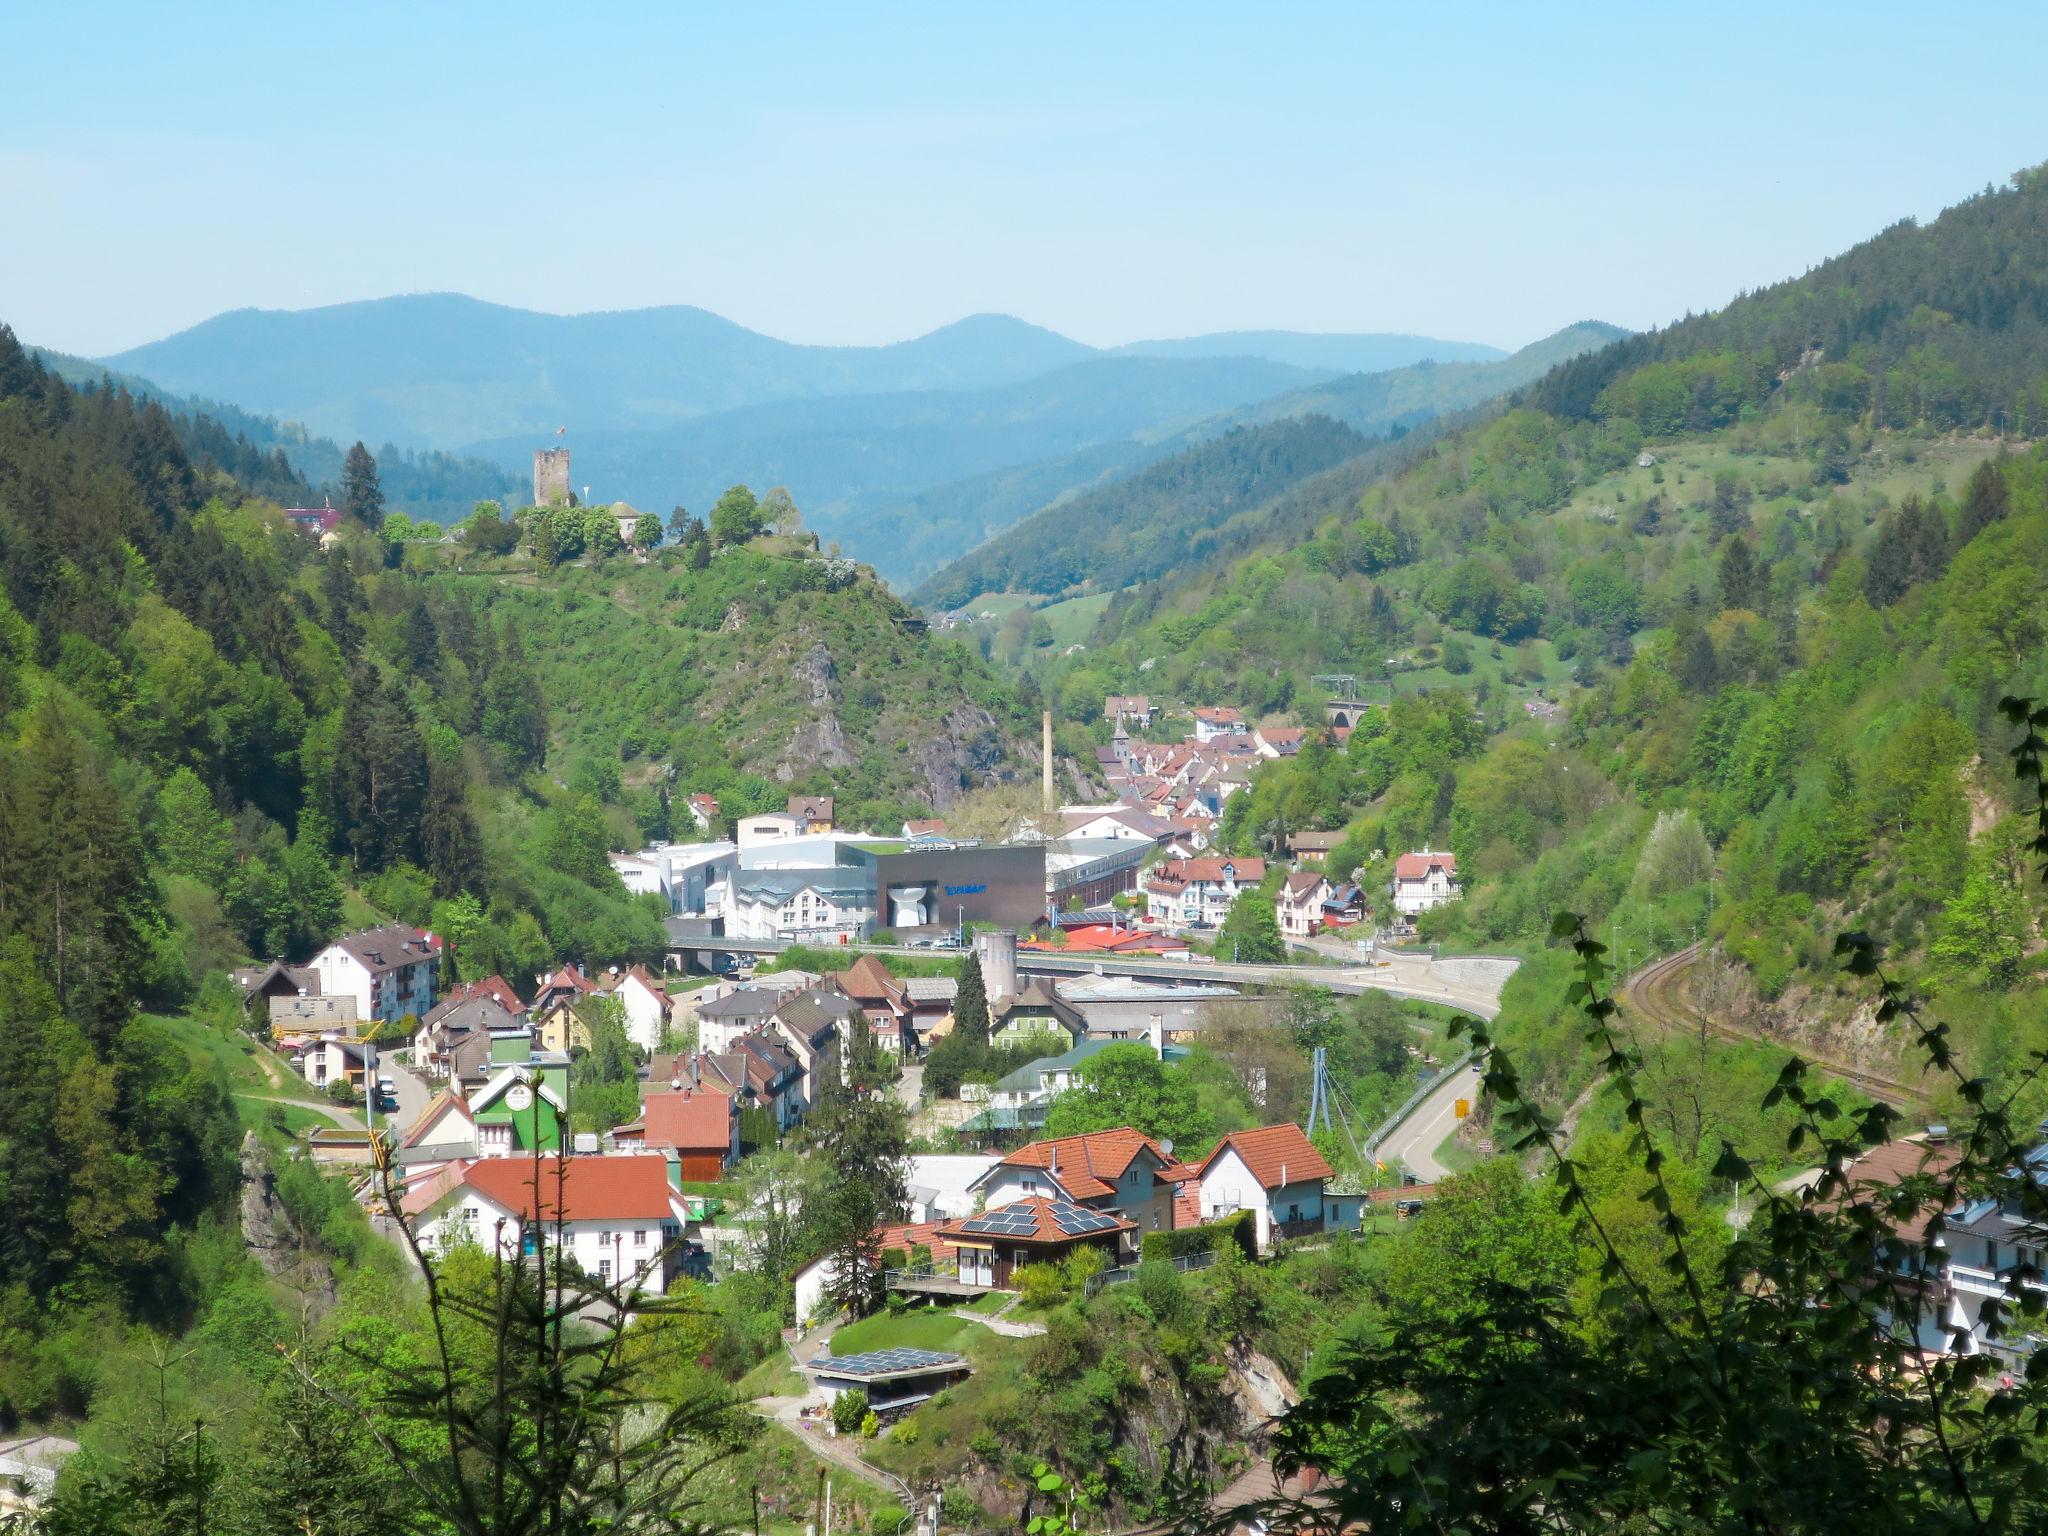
[237,1132,338,1305]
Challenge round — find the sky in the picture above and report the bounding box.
[6,1,2046,358]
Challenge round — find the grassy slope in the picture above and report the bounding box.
[429,543,1036,821]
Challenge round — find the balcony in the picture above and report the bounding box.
[1945,1263,2048,1299]
[1947,1264,2006,1298]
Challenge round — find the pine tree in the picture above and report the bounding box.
[808,1020,909,1317]
[421,756,485,899]
[247,1348,413,1535]
[340,441,384,530]
[334,670,426,873]
[1957,456,2011,545]
[320,553,366,658]
[1716,536,1764,612]
[401,595,440,676]
[953,951,990,1045]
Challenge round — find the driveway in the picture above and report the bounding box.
[893,1060,924,1113]
[361,1053,435,1137]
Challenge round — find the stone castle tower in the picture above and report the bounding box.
[532,447,571,507]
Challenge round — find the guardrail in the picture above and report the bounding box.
[1363,1049,1478,1157]
[882,1260,959,1287]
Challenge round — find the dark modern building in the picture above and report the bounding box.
[839,842,1049,933]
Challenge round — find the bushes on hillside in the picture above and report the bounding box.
[1140,1209,1257,1264]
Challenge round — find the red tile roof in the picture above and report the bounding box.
[459,1154,683,1224]
[539,963,597,996]
[1393,849,1457,880]
[934,1196,1137,1247]
[1002,1128,1185,1202]
[445,975,528,1014]
[1151,856,1266,887]
[1203,1125,1334,1190]
[875,1218,960,1265]
[613,1090,734,1154]
[1173,1185,1204,1229]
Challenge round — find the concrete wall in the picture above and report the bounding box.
[1427,955,1520,992]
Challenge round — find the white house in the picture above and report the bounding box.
[1391,847,1460,917]
[409,1154,695,1295]
[724,871,874,943]
[1191,706,1247,743]
[309,924,440,1025]
[602,965,674,1053]
[904,1154,1002,1223]
[1143,856,1266,929]
[1194,1124,1337,1253]
[300,1036,375,1095]
[1276,870,1333,940]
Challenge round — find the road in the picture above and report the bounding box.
[1375,1058,1484,1182]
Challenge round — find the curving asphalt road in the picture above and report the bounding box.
[1375,1058,1485,1182]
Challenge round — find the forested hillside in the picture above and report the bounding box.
[0,314,1045,1441]
[1034,170,2048,1127]
[33,345,524,522]
[912,322,1627,606]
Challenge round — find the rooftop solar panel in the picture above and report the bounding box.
[812,1347,965,1377]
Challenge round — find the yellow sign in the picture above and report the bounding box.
[1454,1098,1471,1119]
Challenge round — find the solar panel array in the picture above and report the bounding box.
[1048,1201,1122,1236]
[815,1347,965,1377]
[958,1207,1040,1237]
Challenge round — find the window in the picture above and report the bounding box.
[480,1124,512,1151]
[599,1259,612,1283]
[635,1228,648,1248]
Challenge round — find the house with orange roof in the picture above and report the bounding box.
[1144,855,1266,929]
[970,1127,1196,1241]
[831,954,916,1055]
[532,962,598,1016]
[395,1089,478,1174]
[1191,706,1247,743]
[409,1153,696,1295]
[608,1089,738,1181]
[1195,1124,1338,1252]
[935,1196,1135,1289]
[1391,846,1460,917]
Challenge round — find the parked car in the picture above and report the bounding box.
[376,1075,398,1111]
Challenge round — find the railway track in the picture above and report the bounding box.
[1621,942,1938,1113]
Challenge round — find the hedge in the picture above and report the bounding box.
[1140,1209,1257,1263]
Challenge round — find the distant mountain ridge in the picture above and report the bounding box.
[908,321,1629,602]
[1112,329,1505,373]
[96,292,1504,451]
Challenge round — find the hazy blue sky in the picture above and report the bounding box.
[7,1,2044,356]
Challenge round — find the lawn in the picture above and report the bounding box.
[1036,591,1111,647]
[151,1009,348,1146]
[734,1353,805,1400]
[962,1291,1011,1316]
[827,1308,973,1357]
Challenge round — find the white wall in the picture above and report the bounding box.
[420,1193,682,1294]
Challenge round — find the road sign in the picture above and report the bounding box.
[1478,1138,1494,1155]
[1454,1098,1470,1119]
